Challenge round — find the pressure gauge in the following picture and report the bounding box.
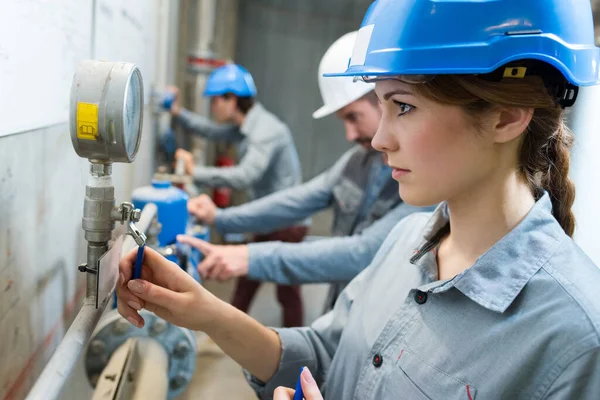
[70,60,144,163]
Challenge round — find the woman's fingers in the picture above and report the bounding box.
[116,300,145,328]
[272,368,322,400]
[127,279,184,311]
[301,367,323,400]
[121,246,197,292]
[273,387,295,400]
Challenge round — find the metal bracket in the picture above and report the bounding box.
[78,202,147,308]
[97,233,125,308]
[79,263,97,275]
[113,202,147,247]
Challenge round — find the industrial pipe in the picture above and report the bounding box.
[26,203,158,400]
[91,338,169,400]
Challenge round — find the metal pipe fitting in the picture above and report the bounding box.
[90,162,113,177]
[91,338,169,400]
[27,204,158,400]
[84,310,196,399]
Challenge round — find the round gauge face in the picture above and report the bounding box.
[123,69,143,159]
[70,60,145,162]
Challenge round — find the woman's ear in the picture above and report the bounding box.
[492,107,534,144]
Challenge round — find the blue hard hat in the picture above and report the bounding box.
[327,0,600,88]
[203,64,257,97]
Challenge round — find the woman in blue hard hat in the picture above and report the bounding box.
[117,1,600,398]
[168,64,308,328]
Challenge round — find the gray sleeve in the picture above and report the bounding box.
[246,202,428,284]
[213,147,358,234]
[175,109,240,141]
[244,217,413,398]
[541,346,600,399]
[192,135,275,190]
[244,263,373,398]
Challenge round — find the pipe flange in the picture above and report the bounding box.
[84,309,196,399]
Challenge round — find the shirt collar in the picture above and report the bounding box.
[413,192,567,313]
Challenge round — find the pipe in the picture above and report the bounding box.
[86,243,108,300]
[91,338,169,400]
[26,203,158,400]
[27,297,106,400]
[83,165,116,299]
[189,0,217,59]
[128,338,170,400]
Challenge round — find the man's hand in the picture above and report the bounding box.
[175,149,194,175]
[177,235,250,281]
[187,194,217,225]
[165,85,182,116]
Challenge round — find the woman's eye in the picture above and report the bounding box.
[393,100,414,116]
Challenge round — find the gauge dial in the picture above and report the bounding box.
[123,69,143,160]
[70,60,145,163]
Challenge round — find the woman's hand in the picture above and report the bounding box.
[117,247,283,383]
[273,368,323,400]
[116,246,218,330]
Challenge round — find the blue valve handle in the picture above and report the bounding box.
[133,244,145,280]
[293,367,304,400]
[162,92,175,110]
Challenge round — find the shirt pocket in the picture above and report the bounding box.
[384,348,477,400]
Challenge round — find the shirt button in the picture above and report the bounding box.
[372,353,383,368]
[414,290,428,305]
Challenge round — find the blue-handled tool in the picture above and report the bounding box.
[133,244,145,280]
[162,92,175,110]
[293,367,305,400]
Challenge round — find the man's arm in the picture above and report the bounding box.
[192,135,276,190]
[244,215,415,398]
[212,147,358,234]
[246,202,432,284]
[175,109,241,141]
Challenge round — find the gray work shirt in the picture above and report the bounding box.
[247,193,600,399]
[176,103,302,200]
[213,147,430,284]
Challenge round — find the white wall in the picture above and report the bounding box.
[0,0,93,136]
[0,1,169,398]
[569,85,600,266]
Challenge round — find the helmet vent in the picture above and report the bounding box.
[505,29,542,36]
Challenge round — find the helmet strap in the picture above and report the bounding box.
[548,81,578,108]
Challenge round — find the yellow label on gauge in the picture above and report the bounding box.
[76,102,99,140]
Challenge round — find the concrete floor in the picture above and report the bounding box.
[180,209,334,399]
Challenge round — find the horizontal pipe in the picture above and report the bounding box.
[26,203,158,400]
[130,338,169,400]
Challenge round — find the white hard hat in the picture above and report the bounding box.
[312,31,376,119]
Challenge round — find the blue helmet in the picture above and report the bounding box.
[203,64,257,97]
[328,0,600,95]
